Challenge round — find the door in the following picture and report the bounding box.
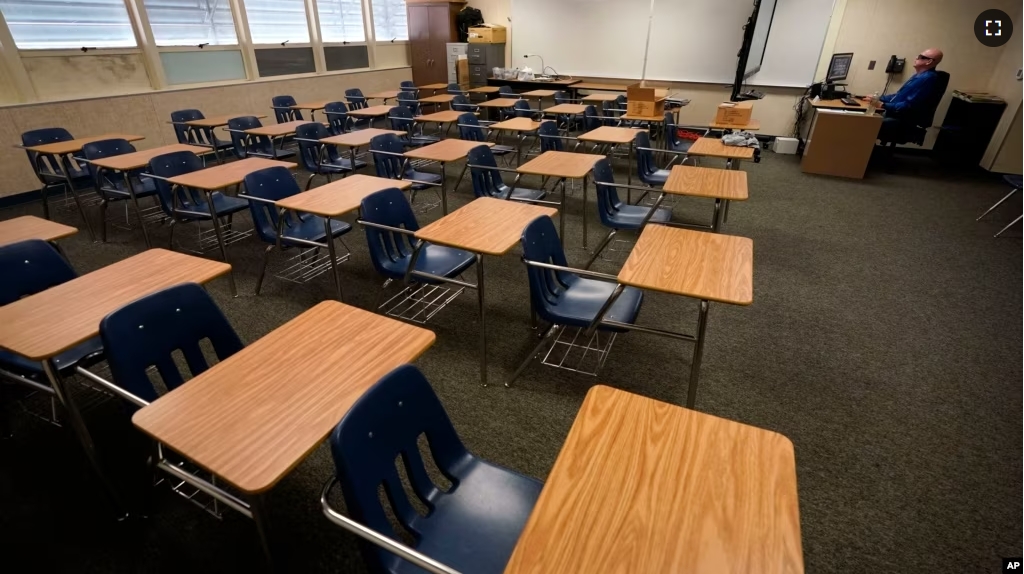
[427,5,454,84]
[408,5,433,85]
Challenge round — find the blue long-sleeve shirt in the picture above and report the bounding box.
[879,69,939,123]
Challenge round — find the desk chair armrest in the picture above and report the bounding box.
[271,106,295,111]
[539,134,578,141]
[237,193,277,206]
[225,128,253,135]
[401,178,442,187]
[74,366,149,408]
[597,180,665,193]
[139,172,170,181]
[368,149,407,159]
[320,478,462,574]
[522,259,620,283]
[356,219,418,237]
[636,146,682,155]
[467,163,520,174]
[294,137,324,144]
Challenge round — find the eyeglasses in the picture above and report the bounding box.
[916,54,934,61]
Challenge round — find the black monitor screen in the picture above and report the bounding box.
[827,53,853,82]
[743,0,778,78]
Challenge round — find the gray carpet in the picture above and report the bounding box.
[0,148,1020,573]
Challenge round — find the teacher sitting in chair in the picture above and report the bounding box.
[865,48,949,144]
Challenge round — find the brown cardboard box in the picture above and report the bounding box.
[468,25,507,44]
[456,57,470,89]
[626,83,666,118]
[714,101,754,126]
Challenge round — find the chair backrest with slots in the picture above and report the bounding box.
[0,239,77,306]
[369,133,408,180]
[243,166,303,245]
[359,187,421,280]
[147,151,207,216]
[520,216,573,324]
[324,102,351,135]
[295,122,334,172]
[345,88,368,110]
[591,158,625,225]
[272,95,302,123]
[537,120,562,152]
[467,145,505,198]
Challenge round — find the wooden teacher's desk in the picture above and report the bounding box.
[801,98,880,179]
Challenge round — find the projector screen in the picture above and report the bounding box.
[744,0,778,78]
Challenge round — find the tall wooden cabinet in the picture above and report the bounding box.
[408,0,465,86]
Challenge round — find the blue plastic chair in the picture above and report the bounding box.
[170,109,233,157]
[389,106,438,147]
[399,80,419,98]
[634,131,672,187]
[226,116,295,160]
[148,151,249,249]
[396,90,422,116]
[271,95,303,123]
[509,216,644,383]
[100,283,242,404]
[21,128,93,221]
[663,112,706,154]
[295,122,365,189]
[243,166,352,294]
[467,145,545,202]
[511,99,541,120]
[359,188,475,285]
[497,86,518,97]
[0,240,103,387]
[537,120,564,152]
[587,158,671,266]
[582,104,607,132]
[446,82,466,96]
[324,101,361,134]
[457,113,514,158]
[368,133,442,191]
[323,364,542,574]
[450,94,478,113]
[346,88,369,110]
[81,138,159,244]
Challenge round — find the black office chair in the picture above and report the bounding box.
[877,70,950,149]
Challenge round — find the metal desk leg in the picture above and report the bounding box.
[686,300,710,408]
[349,146,358,177]
[324,217,344,301]
[476,254,488,387]
[250,492,277,571]
[205,190,237,297]
[123,173,152,248]
[711,199,723,232]
[58,164,97,242]
[627,140,634,189]
[439,162,448,215]
[453,163,468,194]
[42,360,129,518]
[582,175,589,248]
[559,178,567,248]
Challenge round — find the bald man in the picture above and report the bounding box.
[866,48,945,140]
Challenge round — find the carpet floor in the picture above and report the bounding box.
[0,147,1020,573]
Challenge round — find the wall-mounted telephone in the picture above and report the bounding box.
[885,55,905,73]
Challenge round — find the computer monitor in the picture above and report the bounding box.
[826,53,853,83]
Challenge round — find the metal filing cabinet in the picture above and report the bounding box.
[446,42,467,84]
[466,43,505,87]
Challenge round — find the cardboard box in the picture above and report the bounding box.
[714,101,754,126]
[468,25,506,44]
[456,57,470,89]
[625,83,666,118]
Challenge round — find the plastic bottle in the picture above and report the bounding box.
[865,91,881,113]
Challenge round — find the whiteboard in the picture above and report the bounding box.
[510,0,836,88]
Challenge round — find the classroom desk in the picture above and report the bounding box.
[413,198,557,386]
[709,118,762,131]
[572,82,630,92]
[518,151,602,247]
[468,86,500,94]
[403,140,493,214]
[0,215,76,248]
[0,248,230,515]
[801,100,880,179]
[477,97,522,122]
[413,110,465,139]
[686,137,756,167]
[289,101,332,121]
[245,119,316,158]
[581,93,619,103]
[418,82,449,95]
[488,118,541,165]
[486,77,579,92]
[273,175,412,300]
[348,105,396,129]
[540,103,589,134]
[419,94,457,111]
[504,385,803,574]
[167,157,297,296]
[618,225,752,407]
[578,126,643,185]
[23,133,145,241]
[133,301,435,561]
[84,143,212,247]
[320,128,405,176]
[619,113,665,134]
[521,89,557,109]
[365,90,401,103]
[663,165,748,232]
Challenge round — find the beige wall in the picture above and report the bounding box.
[980,3,1023,173]
[1,67,412,198]
[375,43,412,69]
[22,53,154,101]
[988,103,1022,174]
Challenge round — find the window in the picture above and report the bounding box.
[316,0,365,43]
[371,0,408,42]
[143,0,238,46]
[245,0,310,44]
[0,0,136,49]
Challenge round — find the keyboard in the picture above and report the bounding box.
[841,97,860,106]
[736,89,765,101]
